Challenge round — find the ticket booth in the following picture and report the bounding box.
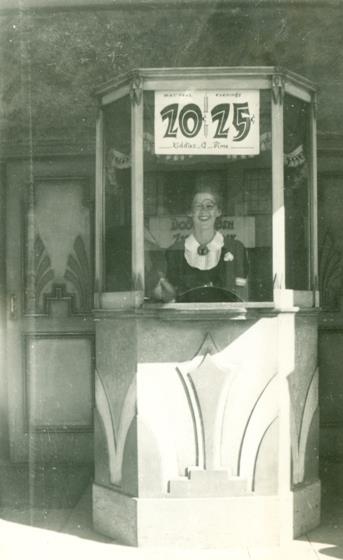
[92,67,319,547]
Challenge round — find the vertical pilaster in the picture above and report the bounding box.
[94,106,104,307]
[277,312,295,543]
[271,74,286,291]
[131,74,144,302]
[310,93,319,304]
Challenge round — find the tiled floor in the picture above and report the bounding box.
[0,461,343,560]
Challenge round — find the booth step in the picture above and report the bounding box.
[168,470,249,497]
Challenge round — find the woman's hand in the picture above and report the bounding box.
[152,274,176,302]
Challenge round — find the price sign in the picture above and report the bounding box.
[155,90,259,156]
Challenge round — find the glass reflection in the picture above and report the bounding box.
[104,96,132,292]
[284,94,311,290]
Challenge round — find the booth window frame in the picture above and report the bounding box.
[94,67,318,310]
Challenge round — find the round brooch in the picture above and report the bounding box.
[197,244,209,256]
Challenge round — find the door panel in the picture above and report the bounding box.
[25,334,94,430]
[6,158,95,463]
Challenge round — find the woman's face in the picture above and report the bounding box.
[190,192,222,231]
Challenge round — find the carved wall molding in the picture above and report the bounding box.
[290,367,319,485]
[272,72,285,105]
[166,332,279,497]
[43,283,77,316]
[177,354,232,472]
[64,235,93,312]
[25,233,55,314]
[95,369,117,483]
[238,375,278,490]
[176,332,220,469]
[95,369,137,486]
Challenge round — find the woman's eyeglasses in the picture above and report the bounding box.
[192,202,217,212]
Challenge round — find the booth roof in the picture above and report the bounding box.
[94,66,317,99]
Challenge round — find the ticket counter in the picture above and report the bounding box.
[92,67,319,547]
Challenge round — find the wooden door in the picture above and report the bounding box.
[6,157,95,463]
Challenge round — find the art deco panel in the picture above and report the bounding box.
[95,327,280,498]
[24,178,92,315]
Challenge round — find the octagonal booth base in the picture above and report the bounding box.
[92,307,320,547]
[93,483,320,548]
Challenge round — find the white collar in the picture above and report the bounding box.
[184,231,224,270]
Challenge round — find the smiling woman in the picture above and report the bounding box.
[154,178,249,302]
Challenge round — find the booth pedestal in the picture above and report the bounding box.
[92,306,320,547]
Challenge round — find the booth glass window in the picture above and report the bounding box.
[143,89,273,303]
[284,94,311,291]
[103,95,132,292]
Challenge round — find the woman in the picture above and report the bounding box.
[154,184,249,302]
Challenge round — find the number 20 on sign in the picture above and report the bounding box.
[154,90,260,156]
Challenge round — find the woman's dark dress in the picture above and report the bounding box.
[165,235,248,297]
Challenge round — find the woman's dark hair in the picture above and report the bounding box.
[190,171,224,210]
